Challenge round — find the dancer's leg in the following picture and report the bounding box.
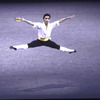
[43,40,76,53]
[10,40,42,50]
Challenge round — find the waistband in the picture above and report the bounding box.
[38,37,51,41]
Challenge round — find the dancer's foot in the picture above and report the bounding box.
[10,46,17,50]
[69,49,77,54]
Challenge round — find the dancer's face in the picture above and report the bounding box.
[43,16,50,25]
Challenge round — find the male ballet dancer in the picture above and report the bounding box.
[10,13,77,54]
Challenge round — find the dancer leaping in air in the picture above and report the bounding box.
[10,13,77,54]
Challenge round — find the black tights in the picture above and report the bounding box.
[28,39,60,50]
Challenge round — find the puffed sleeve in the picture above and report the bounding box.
[51,21,60,28]
[32,22,41,29]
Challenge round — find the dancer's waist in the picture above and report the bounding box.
[38,37,51,41]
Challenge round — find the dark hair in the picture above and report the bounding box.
[43,13,51,19]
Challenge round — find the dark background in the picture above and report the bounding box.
[0,0,100,3]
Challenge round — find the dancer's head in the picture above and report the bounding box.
[43,13,51,24]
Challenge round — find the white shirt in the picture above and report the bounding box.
[32,21,59,38]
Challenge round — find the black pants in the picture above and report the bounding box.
[28,39,60,50]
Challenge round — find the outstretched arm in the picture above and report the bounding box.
[21,18,34,26]
[58,15,75,23]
